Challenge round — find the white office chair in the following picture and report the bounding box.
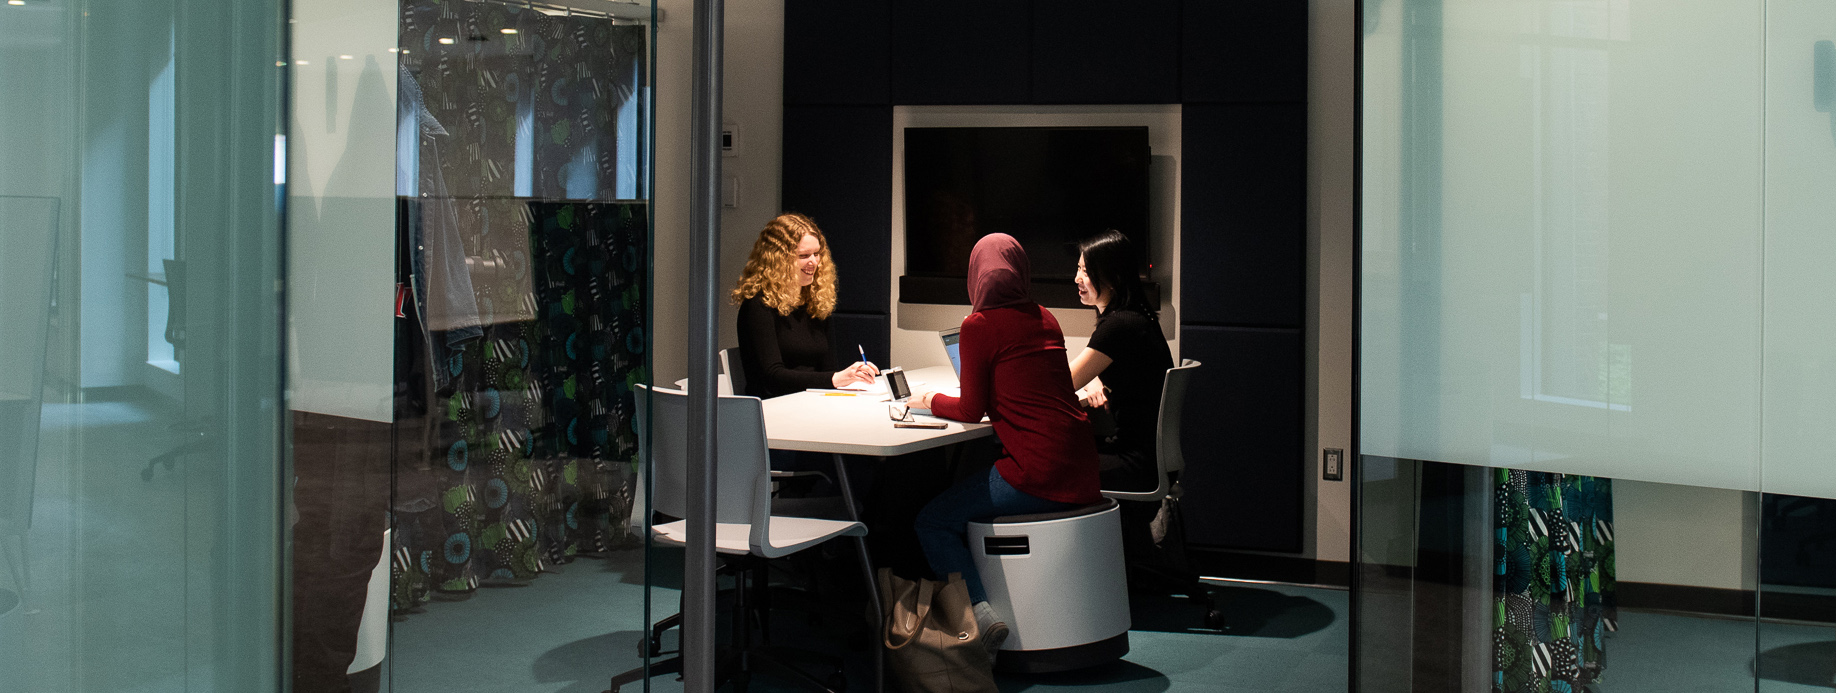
[1100,359,1222,629]
[967,499,1131,673]
[608,384,880,693]
[670,375,734,396]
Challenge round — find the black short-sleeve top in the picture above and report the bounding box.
[1086,307,1175,461]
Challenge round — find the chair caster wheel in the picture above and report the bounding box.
[1204,608,1226,630]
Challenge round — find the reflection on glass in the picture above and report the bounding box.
[375,2,655,691]
[1758,494,1836,692]
[3,0,288,690]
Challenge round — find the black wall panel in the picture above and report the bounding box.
[781,106,893,314]
[1180,102,1306,328]
[1030,0,1179,104]
[1181,0,1308,103]
[828,312,892,373]
[783,0,890,105]
[889,0,1031,105]
[1176,325,1304,552]
[784,5,1313,559]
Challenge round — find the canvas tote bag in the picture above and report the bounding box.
[878,568,997,693]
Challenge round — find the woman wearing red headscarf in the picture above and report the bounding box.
[908,233,1102,657]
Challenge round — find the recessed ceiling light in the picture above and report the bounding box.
[295,60,308,65]
[500,28,517,34]
[7,2,25,6]
[338,55,353,60]
[438,37,455,45]
[388,47,399,53]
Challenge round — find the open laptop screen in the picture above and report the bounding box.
[939,327,963,378]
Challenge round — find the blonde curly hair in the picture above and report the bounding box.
[730,213,838,319]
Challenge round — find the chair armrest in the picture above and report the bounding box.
[1101,488,1167,503]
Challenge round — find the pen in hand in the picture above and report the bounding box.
[854,344,879,381]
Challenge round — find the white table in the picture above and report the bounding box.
[758,366,990,456]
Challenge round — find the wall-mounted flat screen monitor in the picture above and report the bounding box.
[903,126,1150,283]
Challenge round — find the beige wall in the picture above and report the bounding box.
[651,0,788,387]
[1309,0,1357,564]
[1614,480,1758,591]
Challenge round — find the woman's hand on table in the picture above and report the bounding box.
[832,361,879,388]
[907,389,937,410]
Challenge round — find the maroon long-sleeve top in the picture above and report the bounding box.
[929,304,1102,505]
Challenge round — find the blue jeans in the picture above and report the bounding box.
[914,464,1078,604]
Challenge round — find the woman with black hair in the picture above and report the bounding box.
[1070,230,1175,549]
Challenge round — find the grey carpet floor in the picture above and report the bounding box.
[16,400,1836,693]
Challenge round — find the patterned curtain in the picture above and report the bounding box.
[1495,470,1617,693]
[390,0,649,610]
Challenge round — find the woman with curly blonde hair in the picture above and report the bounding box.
[732,213,878,398]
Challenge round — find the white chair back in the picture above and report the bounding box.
[1106,359,1199,503]
[634,384,775,553]
[671,376,734,396]
[719,348,749,398]
[1157,359,1199,477]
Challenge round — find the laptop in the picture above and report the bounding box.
[939,327,963,378]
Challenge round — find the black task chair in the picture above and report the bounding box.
[607,385,881,693]
[1100,359,1223,629]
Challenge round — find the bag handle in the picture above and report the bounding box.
[882,571,937,651]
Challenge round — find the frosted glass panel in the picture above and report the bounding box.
[1761,1,1836,500]
[1361,0,1766,491]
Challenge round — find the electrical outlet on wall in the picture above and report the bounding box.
[1323,448,1345,481]
[721,122,740,157]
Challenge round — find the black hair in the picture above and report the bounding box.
[1077,230,1156,320]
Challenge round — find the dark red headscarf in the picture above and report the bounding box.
[967,233,1032,313]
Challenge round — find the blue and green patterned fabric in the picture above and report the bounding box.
[1495,470,1617,693]
[388,0,648,611]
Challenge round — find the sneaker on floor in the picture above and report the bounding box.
[973,601,1009,661]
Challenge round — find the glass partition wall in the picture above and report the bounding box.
[1357,0,1836,691]
[288,0,658,691]
[0,0,289,691]
[3,0,657,691]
